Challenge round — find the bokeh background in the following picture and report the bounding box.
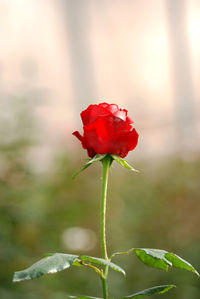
[0,0,200,298]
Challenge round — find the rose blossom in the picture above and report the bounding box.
[73,102,139,158]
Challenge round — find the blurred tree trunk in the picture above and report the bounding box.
[60,0,97,114]
[166,0,197,151]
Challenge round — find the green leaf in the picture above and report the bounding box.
[134,249,171,271]
[13,253,79,282]
[13,253,125,282]
[68,296,103,299]
[135,249,199,275]
[122,285,176,298]
[165,252,199,276]
[68,296,113,299]
[80,255,125,276]
[72,154,106,178]
[111,155,138,172]
[111,248,199,276]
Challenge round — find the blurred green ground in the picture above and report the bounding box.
[0,101,200,299]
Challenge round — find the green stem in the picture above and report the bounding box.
[101,276,108,299]
[100,155,112,299]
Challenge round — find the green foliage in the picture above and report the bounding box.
[68,296,103,299]
[13,254,125,282]
[134,249,169,271]
[80,256,125,275]
[122,285,176,298]
[135,248,199,275]
[13,254,79,282]
[165,252,199,275]
[1,99,200,298]
[111,248,199,275]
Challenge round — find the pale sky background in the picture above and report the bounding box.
[0,0,200,170]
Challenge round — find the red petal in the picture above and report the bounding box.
[80,102,129,125]
[75,103,139,158]
[80,105,94,125]
[126,116,134,124]
[83,115,133,156]
[114,128,139,157]
[81,104,109,125]
[125,128,139,151]
[106,103,119,114]
[113,109,126,121]
[72,131,86,149]
[98,102,109,109]
[84,116,112,154]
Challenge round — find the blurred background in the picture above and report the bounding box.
[0,0,200,298]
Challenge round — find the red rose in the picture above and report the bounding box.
[73,102,139,158]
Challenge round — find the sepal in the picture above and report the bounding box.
[72,154,106,178]
[111,155,138,172]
